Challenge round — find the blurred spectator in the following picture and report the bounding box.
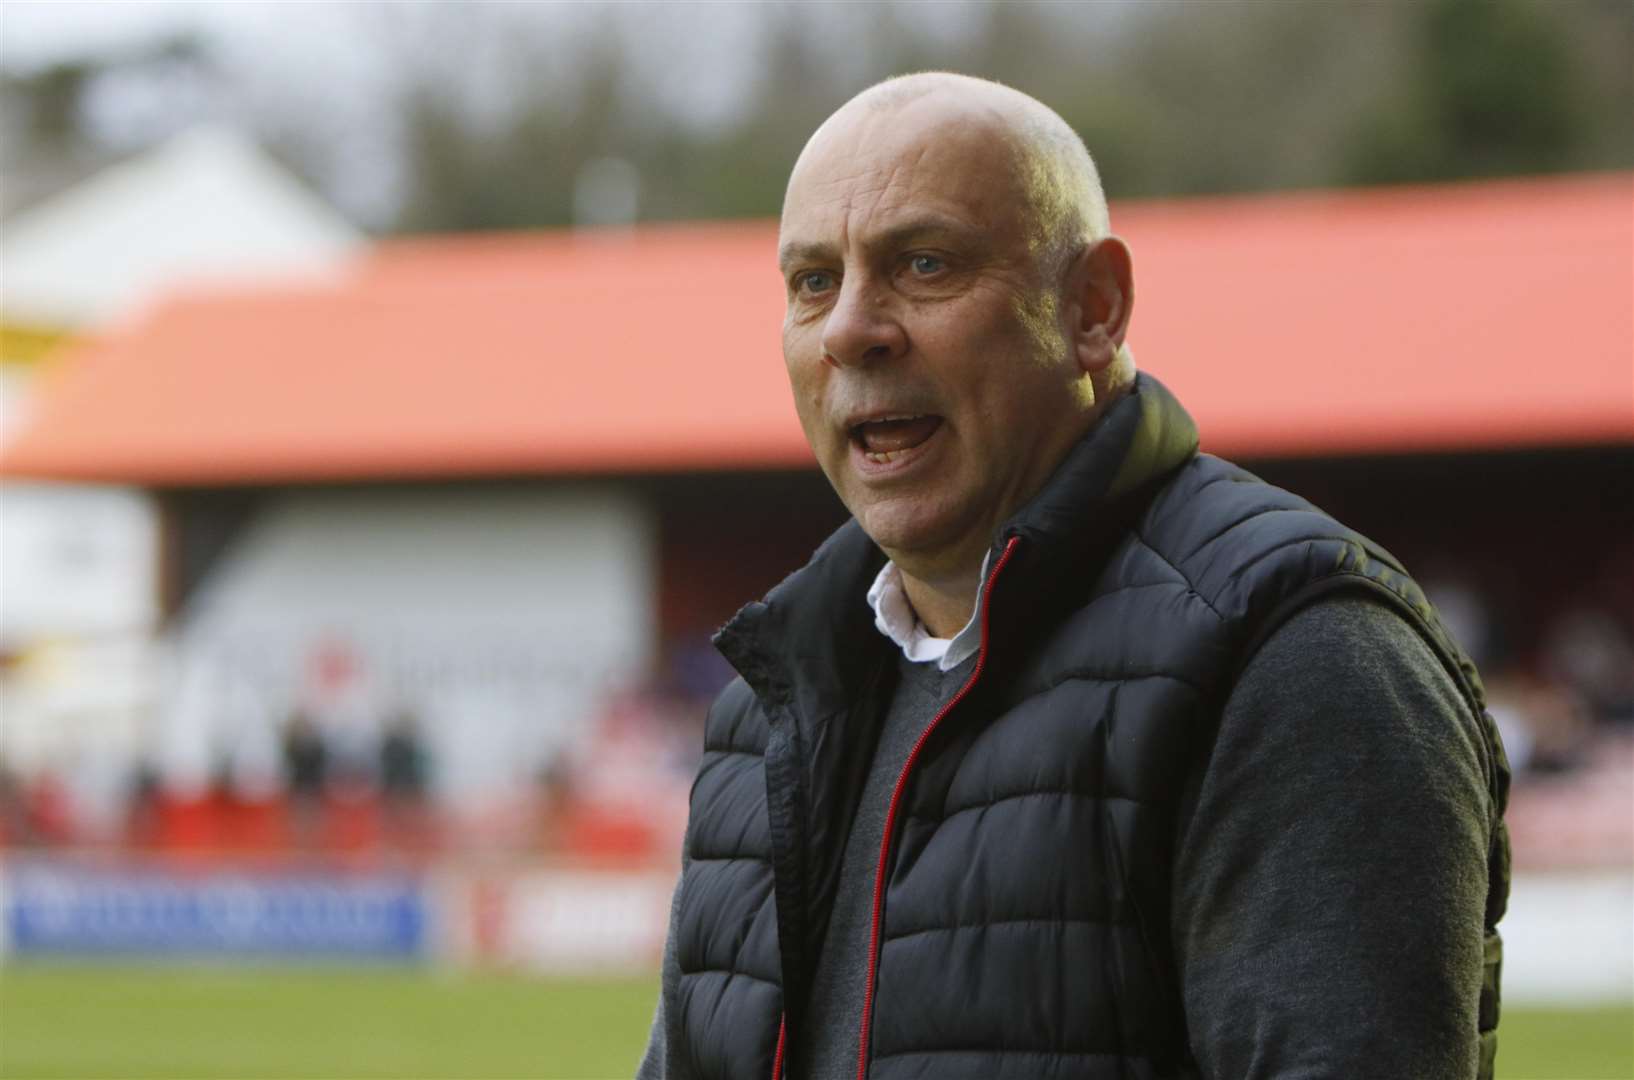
[0,762,24,845]
[303,638,381,791]
[380,708,429,801]
[380,707,431,851]
[1424,575,1507,671]
[552,675,692,860]
[1486,673,1592,775]
[534,755,575,853]
[20,767,75,845]
[281,709,327,848]
[1542,608,1634,726]
[121,759,163,848]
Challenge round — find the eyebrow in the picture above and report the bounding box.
[778,213,980,274]
[777,239,835,275]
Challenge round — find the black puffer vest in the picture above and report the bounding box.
[675,375,1509,1080]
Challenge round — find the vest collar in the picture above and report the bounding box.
[999,371,1200,554]
[988,372,1200,646]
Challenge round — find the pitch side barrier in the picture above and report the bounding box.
[0,853,428,962]
[0,852,670,973]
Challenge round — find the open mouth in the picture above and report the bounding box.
[848,415,944,464]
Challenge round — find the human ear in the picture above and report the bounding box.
[1071,236,1134,375]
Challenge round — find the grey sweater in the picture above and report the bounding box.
[636,596,1493,1079]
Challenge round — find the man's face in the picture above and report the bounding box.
[779,97,1090,576]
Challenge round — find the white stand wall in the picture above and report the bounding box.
[160,484,656,813]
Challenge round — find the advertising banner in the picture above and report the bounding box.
[1,858,427,960]
[446,867,672,975]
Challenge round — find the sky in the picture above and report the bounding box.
[0,1,998,92]
[3,2,789,217]
[3,1,239,68]
[0,1,1137,227]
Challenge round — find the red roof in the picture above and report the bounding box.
[3,173,1629,487]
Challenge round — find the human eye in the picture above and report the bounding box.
[907,253,947,276]
[792,269,838,296]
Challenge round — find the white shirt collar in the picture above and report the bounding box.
[865,551,991,671]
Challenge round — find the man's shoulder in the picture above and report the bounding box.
[1139,454,1341,576]
[1133,453,1411,626]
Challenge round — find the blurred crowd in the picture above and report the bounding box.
[0,640,721,864]
[1,598,1629,868]
[1425,584,1634,775]
[0,704,436,855]
[1426,579,1634,870]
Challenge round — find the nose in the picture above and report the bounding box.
[820,276,907,369]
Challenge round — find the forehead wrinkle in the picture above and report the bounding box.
[779,165,901,271]
[865,212,981,253]
[780,172,857,271]
[792,124,930,213]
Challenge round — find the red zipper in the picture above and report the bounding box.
[853,535,1021,1080]
[771,1014,787,1079]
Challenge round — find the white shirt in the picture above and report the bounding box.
[865,551,992,671]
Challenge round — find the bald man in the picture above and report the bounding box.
[638,74,1509,1080]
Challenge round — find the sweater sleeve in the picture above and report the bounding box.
[1172,595,1494,1079]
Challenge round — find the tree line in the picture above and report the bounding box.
[3,0,1629,233]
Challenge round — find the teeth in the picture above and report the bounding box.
[864,448,903,463]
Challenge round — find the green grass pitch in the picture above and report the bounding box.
[0,965,1629,1079]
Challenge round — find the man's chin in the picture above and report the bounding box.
[855,501,976,570]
